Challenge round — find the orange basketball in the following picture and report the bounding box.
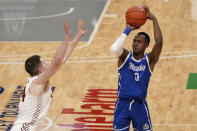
[125,6,147,28]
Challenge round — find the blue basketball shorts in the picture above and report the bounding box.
[113,99,152,131]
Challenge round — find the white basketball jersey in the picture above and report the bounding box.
[11,76,52,131]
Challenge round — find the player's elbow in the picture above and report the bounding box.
[157,41,163,47]
[158,39,163,45]
[110,45,116,53]
[110,46,123,57]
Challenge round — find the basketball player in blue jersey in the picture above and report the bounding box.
[110,6,163,131]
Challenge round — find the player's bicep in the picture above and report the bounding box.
[118,48,129,68]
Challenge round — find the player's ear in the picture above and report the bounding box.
[38,65,43,73]
[38,67,42,73]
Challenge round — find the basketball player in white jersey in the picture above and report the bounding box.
[11,19,88,131]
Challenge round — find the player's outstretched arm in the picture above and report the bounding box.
[110,24,138,67]
[63,18,88,62]
[30,19,71,96]
[145,5,163,70]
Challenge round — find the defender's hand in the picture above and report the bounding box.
[78,18,88,37]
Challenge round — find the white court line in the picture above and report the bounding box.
[101,23,115,25]
[76,0,111,49]
[21,123,197,129]
[0,54,197,65]
[63,56,114,59]
[0,62,24,64]
[0,52,55,58]
[40,117,53,131]
[0,8,74,21]
[103,14,117,17]
[153,123,197,127]
[66,59,117,63]
[0,59,117,64]
[162,50,197,54]
[164,0,168,3]
[0,52,197,60]
[1,50,197,58]
[160,54,197,59]
[99,30,111,32]
[0,41,87,43]
[0,56,115,60]
[37,123,197,127]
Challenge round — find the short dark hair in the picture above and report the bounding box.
[25,55,41,77]
[137,32,150,45]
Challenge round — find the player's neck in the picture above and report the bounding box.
[133,52,144,60]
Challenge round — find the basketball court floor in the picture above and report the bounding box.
[0,0,197,130]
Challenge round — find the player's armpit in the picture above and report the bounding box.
[118,48,129,68]
[29,83,45,96]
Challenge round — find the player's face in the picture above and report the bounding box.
[39,58,47,73]
[132,35,147,54]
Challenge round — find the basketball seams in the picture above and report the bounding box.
[126,10,147,14]
[125,6,147,28]
[126,17,147,20]
[126,11,147,16]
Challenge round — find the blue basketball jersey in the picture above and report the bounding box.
[118,51,152,101]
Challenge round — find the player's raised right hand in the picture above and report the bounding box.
[144,5,156,21]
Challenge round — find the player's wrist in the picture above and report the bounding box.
[123,27,132,36]
[152,17,157,21]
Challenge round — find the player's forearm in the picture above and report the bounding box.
[63,33,82,61]
[110,28,131,57]
[52,37,69,65]
[153,18,163,45]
